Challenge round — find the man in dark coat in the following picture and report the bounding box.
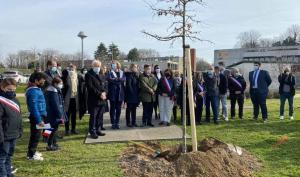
[249,61,272,122]
[85,60,107,139]
[43,59,60,90]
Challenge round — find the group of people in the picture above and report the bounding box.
[0,57,296,176]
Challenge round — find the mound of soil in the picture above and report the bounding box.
[119,138,262,177]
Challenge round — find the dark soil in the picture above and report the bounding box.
[119,138,262,177]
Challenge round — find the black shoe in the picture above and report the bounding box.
[148,123,154,127]
[65,131,70,136]
[111,125,116,129]
[159,121,164,125]
[115,125,120,129]
[90,134,98,139]
[46,145,59,151]
[71,131,79,135]
[166,122,170,126]
[132,124,138,127]
[101,127,106,131]
[127,124,132,127]
[214,121,219,125]
[96,132,106,136]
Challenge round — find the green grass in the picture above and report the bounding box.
[13,97,300,177]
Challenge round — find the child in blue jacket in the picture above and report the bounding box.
[45,77,66,151]
[26,72,47,161]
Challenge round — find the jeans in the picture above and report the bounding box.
[0,139,16,177]
[280,93,294,117]
[205,95,220,122]
[219,94,228,118]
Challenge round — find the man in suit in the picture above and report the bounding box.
[249,61,272,122]
[85,60,107,139]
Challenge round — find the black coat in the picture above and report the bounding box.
[278,73,296,96]
[228,75,247,95]
[157,77,176,98]
[0,92,22,143]
[125,72,139,104]
[219,73,228,95]
[78,73,88,119]
[85,69,107,109]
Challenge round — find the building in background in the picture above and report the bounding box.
[214,46,300,91]
[124,56,183,73]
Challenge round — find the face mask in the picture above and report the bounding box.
[83,70,88,75]
[69,70,74,75]
[51,67,57,73]
[207,70,213,78]
[93,67,100,74]
[3,91,16,99]
[155,69,160,73]
[253,66,259,70]
[57,83,63,89]
[111,64,116,70]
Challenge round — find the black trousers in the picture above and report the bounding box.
[65,98,77,132]
[27,119,41,158]
[230,94,244,119]
[109,101,122,127]
[142,102,154,125]
[126,103,137,126]
[47,125,58,146]
[195,98,204,123]
[173,105,177,123]
[89,105,105,135]
[250,90,268,120]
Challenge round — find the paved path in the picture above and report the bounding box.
[85,107,189,144]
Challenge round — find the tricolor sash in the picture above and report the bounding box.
[196,82,205,106]
[0,96,20,113]
[111,70,124,79]
[162,77,175,101]
[230,77,242,89]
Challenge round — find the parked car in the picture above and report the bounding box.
[2,71,28,84]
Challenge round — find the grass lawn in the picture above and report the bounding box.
[13,97,300,177]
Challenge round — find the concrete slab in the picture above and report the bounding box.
[85,107,189,144]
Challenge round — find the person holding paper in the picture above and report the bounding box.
[157,69,176,126]
[26,72,47,161]
[0,78,22,177]
[45,77,67,151]
[228,68,247,119]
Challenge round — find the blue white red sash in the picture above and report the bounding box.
[230,77,242,89]
[197,83,204,92]
[162,77,171,93]
[0,96,20,113]
[111,70,124,79]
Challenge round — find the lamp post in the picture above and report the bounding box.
[77,31,87,68]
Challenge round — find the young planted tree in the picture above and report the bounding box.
[142,0,207,153]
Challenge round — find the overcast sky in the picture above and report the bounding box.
[0,0,300,63]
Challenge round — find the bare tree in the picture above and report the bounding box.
[285,24,300,42]
[142,0,207,153]
[138,48,160,58]
[259,38,274,48]
[6,54,17,68]
[236,30,261,48]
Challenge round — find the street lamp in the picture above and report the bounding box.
[77,31,87,68]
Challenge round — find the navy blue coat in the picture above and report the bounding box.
[249,69,272,95]
[107,70,126,102]
[45,86,66,126]
[125,72,139,104]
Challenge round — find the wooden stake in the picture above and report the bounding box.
[185,46,198,152]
